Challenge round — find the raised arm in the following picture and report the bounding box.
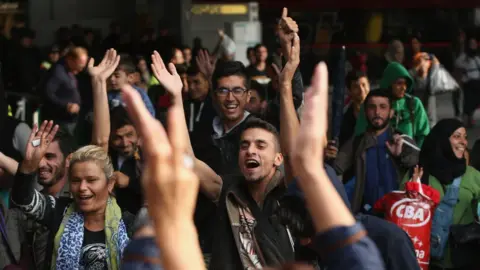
[278,7,304,108]
[151,51,222,200]
[121,84,205,270]
[88,49,120,153]
[11,121,60,228]
[278,8,301,185]
[0,151,19,176]
[291,63,384,269]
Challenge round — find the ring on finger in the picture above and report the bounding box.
[31,139,41,147]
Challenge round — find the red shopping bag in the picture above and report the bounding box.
[374,177,440,270]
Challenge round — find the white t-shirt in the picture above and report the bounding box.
[455,53,480,83]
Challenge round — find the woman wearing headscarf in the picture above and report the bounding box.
[403,119,480,269]
[10,122,130,270]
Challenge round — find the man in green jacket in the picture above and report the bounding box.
[355,62,430,146]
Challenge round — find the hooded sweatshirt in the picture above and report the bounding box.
[354,62,430,146]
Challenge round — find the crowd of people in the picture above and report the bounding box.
[0,7,480,270]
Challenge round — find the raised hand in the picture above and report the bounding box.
[20,121,59,174]
[217,29,225,39]
[291,63,329,178]
[151,50,183,97]
[87,48,120,80]
[278,7,299,60]
[113,171,130,188]
[120,83,199,222]
[195,49,216,80]
[279,33,300,85]
[386,134,404,157]
[411,165,424,182]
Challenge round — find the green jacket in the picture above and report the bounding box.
[401,166,480,268]
[355,62,430,146]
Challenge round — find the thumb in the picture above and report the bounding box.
[281,7,288,18]
[168,63,178,75]
[88,58,94,68]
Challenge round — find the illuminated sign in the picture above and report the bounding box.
[0,2,19,11]
[191,4,248,15]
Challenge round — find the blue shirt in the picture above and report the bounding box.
[364,131,398,209]
[108,85,155,117]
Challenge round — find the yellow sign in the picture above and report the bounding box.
[191,4,248,15]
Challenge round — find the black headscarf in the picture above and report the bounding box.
[419,119,466,185]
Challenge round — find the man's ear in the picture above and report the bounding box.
[65,154,73,168]
[127,73,136,84]
[274,152,284,167]
[389,108,395,119]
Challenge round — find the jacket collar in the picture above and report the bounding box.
[213,111,251,139]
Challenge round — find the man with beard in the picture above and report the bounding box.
[107,106,144,215]
[354,62,430,146]
[207,118,295,269]
[334,90,420,214]
[1,130,74,269]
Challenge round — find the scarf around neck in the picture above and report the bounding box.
[51,197,129,270]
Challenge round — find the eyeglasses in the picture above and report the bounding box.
[214,87,247,97]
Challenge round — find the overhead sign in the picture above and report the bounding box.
[0,2,19,11]
[191,4,248,15]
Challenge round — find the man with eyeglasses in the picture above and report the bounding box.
[209,61,257,175]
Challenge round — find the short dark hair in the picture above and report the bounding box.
[242,118,280,151]
[135,55,146,64]
[52,129,76,157]
[212,61,250,90]
[246,47,255,56]
[254,44,267,51]
[116,59,136,74]
[249,80,267,101]
[364,89,393,108]
[110,106,134,131]
[345,71,368,89]
[187,64,208,79]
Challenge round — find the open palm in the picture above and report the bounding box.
[120,83,199,222]
[195,49,216,80]
[151,51,183,96]
[88,49,120,79]
[23,121,59,171]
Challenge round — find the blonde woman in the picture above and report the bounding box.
[11,121,130,270]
